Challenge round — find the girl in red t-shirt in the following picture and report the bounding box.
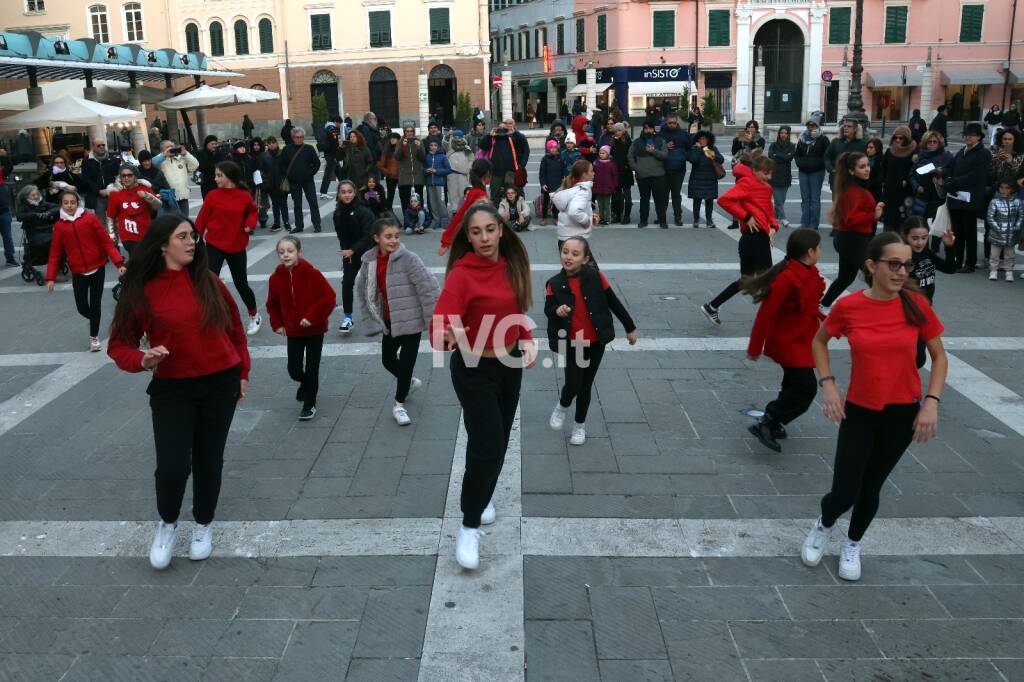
[544,236,637,446]
[803,232,948,582]
[742,228,825,452]
[105,163,162,255]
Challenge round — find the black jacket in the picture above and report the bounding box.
[15,194,58,244]
[79,154,120,208]
[768,138,795,188]
[333,201,375,256]
[357,122,383,163]
[944,143,993,212]
[929,113,948,140]
[544,265,635,352]
[279,143,321,184]
[137,164,170,193]
[197,147,227,195]
[260,149,285,191]
[795,134,829,173]
[478,131,530,178]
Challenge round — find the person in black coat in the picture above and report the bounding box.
[606,123,633,224]
[278,127,323,233]
[908,109,928,144]
[196,135,227,199]
[686,131,724,228]
[657,113,693,226]
[79,137,121,216]
[280,119,295,142]
[34,153,81,202]
[768,126,796,227]
[0,148,15,265]
[929,106,948,142]
[332,180,376,332]
[794,119,830,228]
[242,115,255,140]
[261,136,289,232]
[879,126,917,231]
[357,113,383,164]
[942,122,992,271]
[477,118,530,202]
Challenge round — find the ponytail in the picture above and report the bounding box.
[740,228,821,303]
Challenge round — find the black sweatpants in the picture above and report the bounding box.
[71,269,105,337]
[451,350,522,528]
[341,257,362,316]
[559,342,606,424]
[949,208,978,269]
[820,401,917,541]
[692,198,714,224]
[765,366,816,425]
[821,231,872,307]
[709,230,773,309]
[320,156,340,194]
[287,334,324,409]
[382,328,421,402]
[636,175,668,224]
[148,366,240,525]
[665,170,685,222]
[270,191,289,228]
[207,244,258,316]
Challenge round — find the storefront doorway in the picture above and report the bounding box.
[428,64,457,126]
[754,20,804,124]
[369,67,399,129]
[945,85,982,121]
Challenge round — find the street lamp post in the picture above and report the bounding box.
[844,0,868,130]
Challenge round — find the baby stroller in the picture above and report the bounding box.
[15,187,63,286]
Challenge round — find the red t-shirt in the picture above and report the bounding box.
[823,290,943,410]
[106,186,156,243]
[376,249,390,321]
[544,272,610,344]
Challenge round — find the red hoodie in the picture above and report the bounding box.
[195,187,258,254]
[441,186,489,248]
[266,258,337,336]
[835,182,877,234]
[106,185,157,243]
[431,252,533,351]
[47,210,124,281]
[717,164,778,235]
[108,268,251,380]
[747,259,826,368]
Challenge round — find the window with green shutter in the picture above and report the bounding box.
[652,10,674,48]
[185,23,200,53]
[576,18,584,52]
[828,7,850,44]
[234,20,249,55]
[430,8,450,44]
[884,6,907,43]
[209,21,225,56]
[708,9,729,46]
[525,31,531,59]
[557,22,565,55]
[959,4,983,42]
[369,11,391,48]
[310,14,331,50]
[258,18,273,53]
[597,14,607,51]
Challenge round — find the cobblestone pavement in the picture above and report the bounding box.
[0,152,1022,681]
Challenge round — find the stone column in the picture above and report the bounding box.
[26,85,49,161]
[919,48,934,117]
[501,67,513,122]
[195,108,209,141]
[163,76,179,145]
[81,85,106,145]
[586,62,597,113]
[735,6,752,119]
[418,67,429,134]
[278,65,290,121]
[126,88,148,151]
[754,64,766,127]
[837,49,850,121]
[808,3,826,121]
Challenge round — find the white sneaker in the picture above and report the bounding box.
[780,219,791,228]
[149,521,176,570]
[481,502,496,525]
[246,313,262,336]
[549,404,567,430]
[570,423,586,445]
[1019,271,1024,280]
[393,403,411,426]
[1007,271,1015,282]
[838,538,862,581]
[455,526,482,569]
[189,523,212,561]
[89,337,101,352]
[408,377,423,396]
[989,270,999,281]
[800,518,832,567]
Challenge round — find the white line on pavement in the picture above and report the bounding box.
[0,356,108,438]
[944,352,1024,437]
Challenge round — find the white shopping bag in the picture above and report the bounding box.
[929,202,951,238]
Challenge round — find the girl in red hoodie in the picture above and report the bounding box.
[195,161,261,335]
[701,154,778,324]
[46,189,126,351]
[742,228,825,452]
[820,152,885,308]
[439,158,492,256]
[266,235,337,421]
[431,202,536,571]
[108,214,251,572]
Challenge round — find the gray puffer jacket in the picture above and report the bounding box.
[355,244,440,337]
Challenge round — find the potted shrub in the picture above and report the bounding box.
[456,91,473,132]
[702,93,725,135]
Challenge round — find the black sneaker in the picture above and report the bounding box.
[728,221,739,230]
[748,418,782,453]
[638,221,648,228]
[705,219,714,228]
[299,405,317,421]
[700,303,721,326]
[270,224,282,232]
[659,221,668,229]
[289,227,305,234]
[313,226,322,233]
[771,423,788,440]
[674,217,683,227]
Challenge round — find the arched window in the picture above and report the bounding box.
[258,18,274,54]
[184,23,200,53]
[234,19,249,55]
[123,2,144,42]
[89,5,110,43]
[209,21,224,56]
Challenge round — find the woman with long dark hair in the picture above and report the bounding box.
[803,231,947,582]
[108,214,251,570]
[431,203,535,570]
[195,160,261,335]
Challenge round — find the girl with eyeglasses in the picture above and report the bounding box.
[106,164,162,256]
[802,231,947,582]
[880,127,917,232]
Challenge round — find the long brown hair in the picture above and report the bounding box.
[560,159,592,189]
[446,202,532,311]
[110,215,233,342]
[829,152,867,228]
[862,231,926,326]
[740,228,820,302]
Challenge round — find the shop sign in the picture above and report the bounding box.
[623,65,691,82]
[492,75,502,89]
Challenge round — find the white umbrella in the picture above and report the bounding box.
[157,84,279,111]
[0,80,165,112]
[0,95,144,130]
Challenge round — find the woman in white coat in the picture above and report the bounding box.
[550,159,596,252]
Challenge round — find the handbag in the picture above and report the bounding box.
[533,193,545,218]
[509,138,527,187]
[930,201,952,237]
[279,146,303,193]
[711,155,726,180]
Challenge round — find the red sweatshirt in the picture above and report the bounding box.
[431,252,534,351]
[108,268,251,380]
[195,187,258,254]
[47,210,124,281]
[717,164,778,235]
[747,259,826,368]
[106,185,157,243]
[441,187,489,248]
[835,182,877,234]
[376,250,390,320]
[266,258,337,336]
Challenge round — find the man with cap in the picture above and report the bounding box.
[658,113,693,226]
[943,122,991,272]
[628,120,669,228]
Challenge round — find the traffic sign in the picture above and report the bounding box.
[492,75,502,89]
[821,70,833,82]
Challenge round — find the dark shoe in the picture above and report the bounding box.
[674,217,683,227]
[270,224,282,232]
[638,221,648,228]
[748,418,782,453]
[958,265,975,274]
[727,222,739,230]
[289,227,305,234]
[4,260,17,267]
[705,219,714,228]
[771,423,788,440]
[299,405,317,421]
[700,303,721,326]
[313,226,322,233]
[659,222,668,229]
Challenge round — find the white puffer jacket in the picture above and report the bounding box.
[550,180,593,241]
[157,151,199,200]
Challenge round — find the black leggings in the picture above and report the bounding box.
[148,366,239,525]
[692,198,714,223]
[820,401,917,541]
[821,231,872,307]
[72,269,105,337]
[560,342,606,424]
[949,208,978,268]
[341,257,362,316]
[270,191,289,228]
[451,351,522,528]
[385,178,399,212]
[207,244,257,316]
[709,230,773,309]
[765,366,816,425]
[287,334,323,409]
[382,329,421,402]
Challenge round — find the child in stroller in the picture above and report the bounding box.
[15,185,64,285]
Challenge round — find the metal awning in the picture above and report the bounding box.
[940,68,1004,86]
[626,81,694,97]
[1008,68,1024,84]
[526,79,547,93]
[568,83,611,96]
[865,69,924,87]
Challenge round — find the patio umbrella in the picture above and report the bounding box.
[156,84,279,111]
[0,95,144,130]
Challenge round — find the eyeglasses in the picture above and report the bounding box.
[877,259,915,273]
[893,136,907,142]
[119,173,135,179]
[174,231,198,243]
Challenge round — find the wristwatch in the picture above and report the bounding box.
[817,375,836,387]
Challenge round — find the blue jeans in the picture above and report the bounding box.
[0,210,13,263]
[773,186,789,222]
[798,171,825,228]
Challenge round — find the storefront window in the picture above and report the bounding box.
[871,88,900,121]
[945,85,982,121]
